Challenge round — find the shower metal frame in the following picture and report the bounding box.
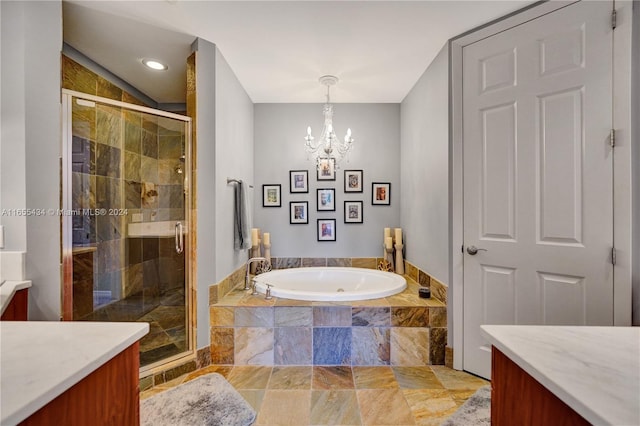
[61,89,195,373]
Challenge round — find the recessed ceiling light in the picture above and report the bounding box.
[142,58,168,71]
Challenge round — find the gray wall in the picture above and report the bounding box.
[253,104,400,257]
[632,0,639,326]
[400,43,449,283]
[0,1,62,320]
[214,49,254,280]
[192,39,254,349]
[192,39,217,348]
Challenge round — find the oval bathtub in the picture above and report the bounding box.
[252,267,406,301]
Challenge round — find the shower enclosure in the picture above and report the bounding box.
[61,90,193,370]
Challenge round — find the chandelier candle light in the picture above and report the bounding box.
[304,75,354,170]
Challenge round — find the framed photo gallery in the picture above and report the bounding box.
[261,169,391,241]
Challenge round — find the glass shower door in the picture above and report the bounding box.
[62,90,192,369]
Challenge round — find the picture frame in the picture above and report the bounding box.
[344,170,363,193]
[289,170,309,193]
[289,201,309,224]
[317,188,336,211]
[371,182,391,205]
[344,201,363,223]
[262,184,281,207]
[317,219,336,241]
[317,158,336,181]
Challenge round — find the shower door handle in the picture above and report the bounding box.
[175,222,184,254]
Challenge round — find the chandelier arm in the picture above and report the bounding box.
[304,75,354,169]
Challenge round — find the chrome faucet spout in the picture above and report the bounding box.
[245,257,268,290]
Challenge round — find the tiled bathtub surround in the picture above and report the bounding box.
[404,259,448,304]
[209,275,446,367]
[208,265,245,305]
[271,257,379,270]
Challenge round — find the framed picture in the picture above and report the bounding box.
[344,170,363,193]
[289,201,308,224]
[317,219,336,241]
[344,201,363,223]
[262,184,281,207]
[317,188,336,211]
[372,182,391,205]
[317,158,336,181]
[289,170,308,193]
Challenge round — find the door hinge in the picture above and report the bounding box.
[610,129,616,148]
[611,247,617,265]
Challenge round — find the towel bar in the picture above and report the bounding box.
[226,178,253,188]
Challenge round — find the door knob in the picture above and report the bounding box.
[466,245,487,255]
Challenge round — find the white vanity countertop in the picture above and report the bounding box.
[481,325,640,426]
[0,321,149,425]
[0,280,32,316]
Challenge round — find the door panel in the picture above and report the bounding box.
[463,0,613,378]
[481,102,517,241]
[538,88,584,245]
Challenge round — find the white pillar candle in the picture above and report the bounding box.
[384,228,391,239]
[251,228,258,246]
[395,228,402,245]
[263,232,270,246]
[385,236,393,249]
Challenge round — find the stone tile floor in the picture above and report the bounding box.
[80,289,187,366]
[140,364,489,425]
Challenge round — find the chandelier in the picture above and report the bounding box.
[304,75,354,170]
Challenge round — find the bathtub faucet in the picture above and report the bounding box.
[245,257,268,290]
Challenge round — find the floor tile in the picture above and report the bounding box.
[227,366,273,389]
[402,389,458,426]
[255,390,311,425]
[312,366,355,390]
[184,365,232,382]
[140,362,485,425]
[430,365,489,390]
[353,366,398,389]
[238,389,265,412]
[448,388,481,401]
[393,367,444,389]
[139,387,166,400]
[310,390,361,425]
[357,389,416,425]
[268,366,313,389]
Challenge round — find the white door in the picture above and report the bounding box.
[463,0,614,378]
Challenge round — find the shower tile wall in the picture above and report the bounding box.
[71,101,125,308]
[64,54,185,313]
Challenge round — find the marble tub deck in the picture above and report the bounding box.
[210,275,448,367]
[140,364,489,425]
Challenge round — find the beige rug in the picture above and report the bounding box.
[441,386,491,426]
[140,373,256,426]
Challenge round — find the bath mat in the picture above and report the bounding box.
[441,385,491,426]
[140,373,256,426]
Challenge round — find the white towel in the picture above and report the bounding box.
[233,181,251,250]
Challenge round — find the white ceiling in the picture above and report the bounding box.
[63,0,535,104]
